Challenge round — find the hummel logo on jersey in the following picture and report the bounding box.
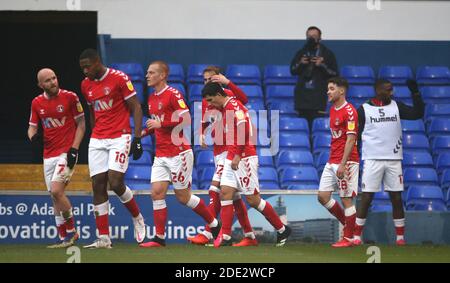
[94,99,114,111]
[42,116,66,129]
[369,114,398,123]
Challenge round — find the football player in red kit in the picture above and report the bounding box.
[79,49,146,249]
[317,77,359,248]
[139,61,221,247]
[28,68,85,248]
[188,66,257,247]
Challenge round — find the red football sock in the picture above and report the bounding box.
[209,189,221,217]
[220,201,234,237]
[65,217,75,232]
[95,214,110,235]
[57,223,67,239]
[192,198,215,224]
[153,199,167,237]
[124,197,140,218]
[233,198,253,234]
[343,207,356,239]
[354,218,366,237]
[330,202,345,225]
[258,200,284,230]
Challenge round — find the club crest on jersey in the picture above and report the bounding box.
[235,110,245,120]
[335,118,340,126]
[39,109,45,115]
[76,102,84,113]
[103,87,111,95]
[348,121,355,131]
[56,105,64,113]
[126,81,134,91]
[178,99,186,109]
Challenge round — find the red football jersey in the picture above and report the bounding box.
[221,97,257,160]
[201,82,248,156]
[148,85,191,157]
[29,89,85,158]
[328,101,359,164]
[81,68,136,139]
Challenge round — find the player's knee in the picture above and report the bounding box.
[245,196,260,208]
[390,192,403,205]
[50,189,64,200]
[175,191,190,205]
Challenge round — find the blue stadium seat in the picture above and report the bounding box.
[280,167,319,189]
[258,167,280,189]
[279,117,309,134]
[109,62,144,81]
[287,184,318,190]
[401,119,425,134]
[416,66,450,85]
[371,191,393,212]
[404,168,439,188]
[129,151,153,165]
[199,167,215,190]
[168,64,185,83]
[188,84,204,102]
[237,85,263,98]
[196,151,215,167]
[278,133,310,151]
[393,86,412,105]
[267,101,298,117]
[245,101,266,112]
[187,64,216,83]
[313,134,331,157]
[402,134,430,152]
[442,169,450,190]
[406,185,446,211]
[141,136,153,152]
[436,153,450,175]
[312,117,330,139]
[315,151,330,172]
[340,65,375,84]
[402,151,433,169]
[125,165,151,183]
[132,82,145,103]
[225,64,261,85]
[421,86,450,104]
[265,85,295,103]
[431,136,450,158]
[427,118,450,138]
[263,65,297,85]
[258,155,274,167]
[347,85,374,105]
[425,104,450,127]
[276,150,314,173]
[378,65,414,85]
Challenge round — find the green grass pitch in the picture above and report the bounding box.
[1,243,450,263]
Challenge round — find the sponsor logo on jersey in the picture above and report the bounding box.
[42,116,66,129]
[126,81,134,91]
[178,99,186,109]
[348,121,355,131]
[76,102,84,113]
[369,114,398,123]
[56,105,64,113]
[331,129,343,139]
[94,99,114,111]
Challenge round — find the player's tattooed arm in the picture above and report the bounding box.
[72,116,86,150]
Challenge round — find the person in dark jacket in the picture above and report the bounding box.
[290,26,338,129]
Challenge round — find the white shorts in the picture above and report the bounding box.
[43,153,75,192]
[212,151,227,183]
[361,160,404,192]
[88,134,132,177]
[151,149,193,190]
[220,156,260,196]
[319,162,359,198]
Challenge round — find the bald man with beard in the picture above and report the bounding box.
[28,68,86,248]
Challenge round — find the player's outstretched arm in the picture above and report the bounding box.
[398,79,425,120]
